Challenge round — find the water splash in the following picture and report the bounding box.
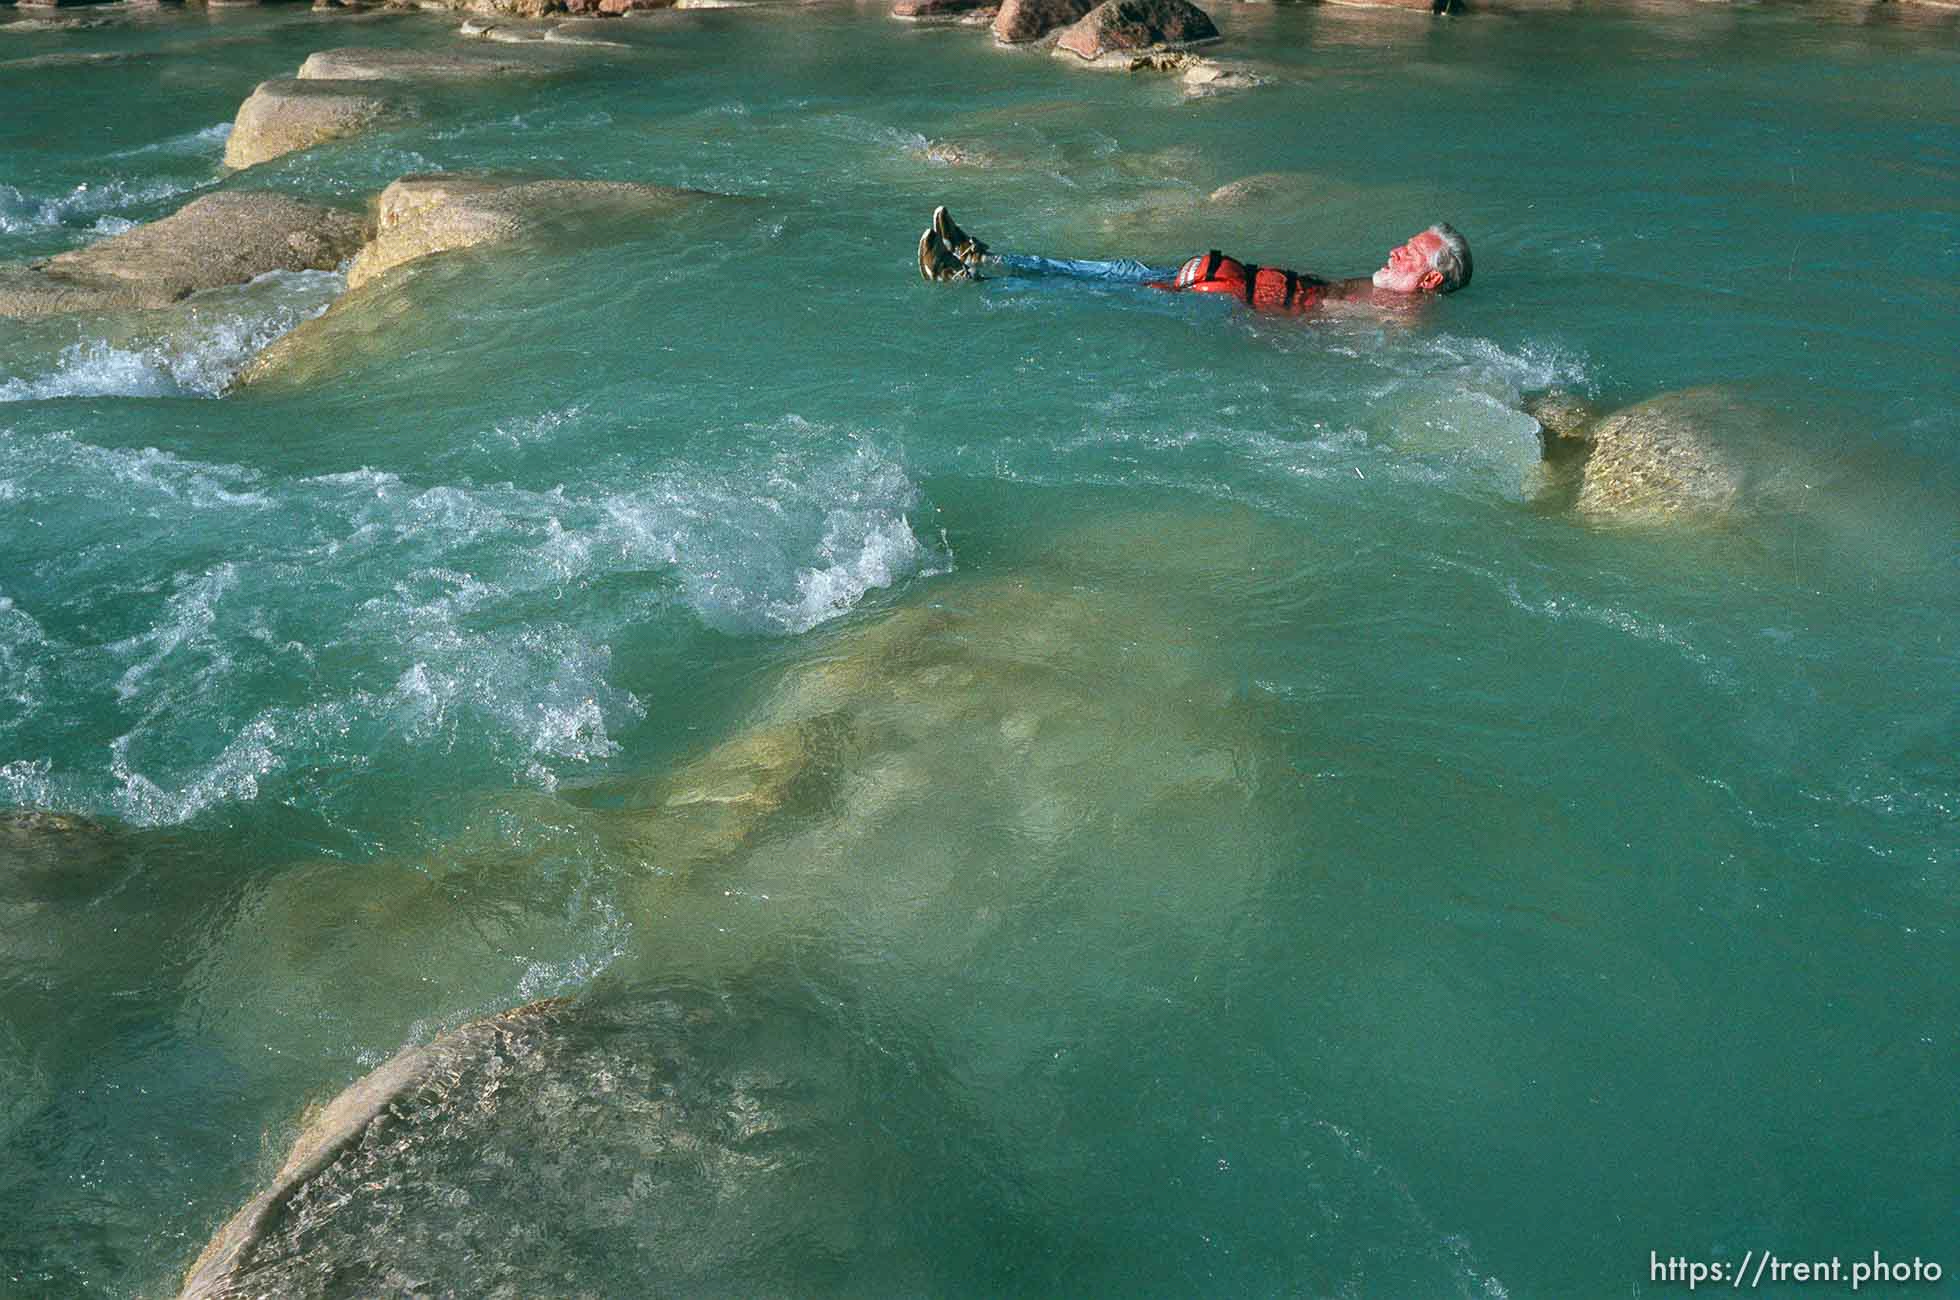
[105,122,232,159]
[0,175,211,237]
[0,270,343,401]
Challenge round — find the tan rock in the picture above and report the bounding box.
[0,192,364,321]
[1526,387,1785,526]
[296,45,552,79]
[1181,56,1265,96]
[223,78,394,169]
[233,175,722,388]
[346,173,708,290]
[177,999,574,1300]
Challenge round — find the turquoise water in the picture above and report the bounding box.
[1,3,1956,1295]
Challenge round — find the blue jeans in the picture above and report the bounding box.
[989,252,1179,284]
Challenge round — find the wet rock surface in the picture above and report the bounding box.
[1524,387,1800,525]
[0,192,364,320]
[1572,389,1748,522]
[231,174,721,387]
[1054,0,1216,59]
[346,172,713,289]
[224,78,397,169]
[993,0,1096,43]
[297,44,560,79]
[177,987,930,1300]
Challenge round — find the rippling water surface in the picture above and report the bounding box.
[0,4,1954,1296]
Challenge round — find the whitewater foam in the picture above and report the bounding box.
[106,122,231,159]
[0,594,51,734]
[0,269,343,401]
[0,175,210,238]
[0,429,943,822]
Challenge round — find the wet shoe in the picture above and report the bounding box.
[918,229,972,282]
[932,205,989,266]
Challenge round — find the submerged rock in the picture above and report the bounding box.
[176,504,1298,1290]
[0,192,363,321]
[296,45,555,79]
[178,999,573,1300]
[544,16,637,39]
[1524,387,1789,525]
[1573,390,1747,522]
[224,77,396,169]
[1053,0,1216,59]
[345,172,711,290]
[993,0,1095,43]
[1180,56,1265,96]
[176,985,924,1300]
[232,174,721,387]
[0,809,120,885]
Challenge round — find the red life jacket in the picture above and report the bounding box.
[1152,250,1328,315]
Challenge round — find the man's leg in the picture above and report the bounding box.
[932,206,1175,285]
[985,252,1178,284]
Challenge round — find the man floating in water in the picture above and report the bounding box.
[918,206,1471,314]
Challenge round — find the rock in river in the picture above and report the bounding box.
[0,192,364,320]
[296,44,559,80]
[224,77,397,169]
[346,173,713,290]
[993,0,1095,43]
[232,174,720,387]
[1053,0,1217,59]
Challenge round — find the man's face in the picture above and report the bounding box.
[1372,229,1447,294]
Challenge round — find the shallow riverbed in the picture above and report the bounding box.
[1,3,1955,1295]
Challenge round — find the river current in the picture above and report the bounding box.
[1,3,1955,1296]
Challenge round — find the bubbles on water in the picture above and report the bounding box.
[105,122,231,159]
[0,421,946,823]
[480,402,588,450]
[0,757,60,811]
[0,269,344,402]
[0,595,51,735]
[651,435,953,635]
[771,513,933,634]
[0,175,211,238]
[1500,577,1740,693]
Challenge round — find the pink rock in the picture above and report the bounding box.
[1054,0,1216,58]
[992,0,1094,43]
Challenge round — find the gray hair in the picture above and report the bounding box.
[1426,222,1472,293]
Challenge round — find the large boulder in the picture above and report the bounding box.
[0,192,364,320]
[223,78,396,169]
[1525,388,1778,525]
[296,45,553,80]
[992,0,1094,43]
[232,174,721,388]
[345,172,709,290]
[1573,389,1747,522]
[1053,0,1216,58]
[175,986,922,1300]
